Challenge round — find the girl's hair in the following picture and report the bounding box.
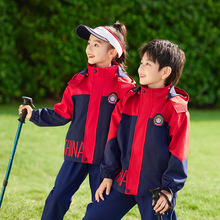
[105,21,128,72]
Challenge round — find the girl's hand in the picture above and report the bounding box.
[95,178,113,202]
[18,105,33,119]
[153,190,172,214]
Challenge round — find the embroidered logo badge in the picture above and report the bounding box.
[108,93,118,104]
[153,114,164,126]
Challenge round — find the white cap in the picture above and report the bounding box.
[76,25,123,58]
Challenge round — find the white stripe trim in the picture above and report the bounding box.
[93,27,123,58]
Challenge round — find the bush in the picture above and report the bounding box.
[0,0,219,107]
[0,0,23,102]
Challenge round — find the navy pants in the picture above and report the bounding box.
[41,161,102,220]
[83,188,176,220]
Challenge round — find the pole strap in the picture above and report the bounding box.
[159,191,173,210]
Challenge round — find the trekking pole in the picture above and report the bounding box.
[0,96,34,208]
[150,187,163,220]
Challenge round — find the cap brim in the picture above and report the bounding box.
[76,25,108,42]
[76,25,91,40]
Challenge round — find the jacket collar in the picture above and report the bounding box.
[68,61,135,86]
[139,84,171,100]
[68,62,118,86]
[134,84,188,101]
[87,62,118,80]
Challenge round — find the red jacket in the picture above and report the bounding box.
[30,62,135,164]
[101,85,190,196]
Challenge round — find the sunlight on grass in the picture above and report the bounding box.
[0,105,219,219]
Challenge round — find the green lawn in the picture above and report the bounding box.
[0,104,219,219]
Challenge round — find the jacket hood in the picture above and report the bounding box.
[169,85,189,113]
[169,85,189,103]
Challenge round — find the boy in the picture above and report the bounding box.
[83,39,190,220]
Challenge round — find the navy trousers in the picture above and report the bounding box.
[41,161,101,220]
[83,188,176,220]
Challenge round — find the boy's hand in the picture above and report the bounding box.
[95,178,113,202]
[19,105,33,119]
[153,190,172,214]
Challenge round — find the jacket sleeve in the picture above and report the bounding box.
[101,100,123,179]
[30,86,72,126]
[162,109,190,196]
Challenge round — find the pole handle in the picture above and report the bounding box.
[150,187,163,220]
[18,96,35,123]
[150,187,161,204]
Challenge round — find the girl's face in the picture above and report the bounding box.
[86,35,116,68]
[138,53,165,88]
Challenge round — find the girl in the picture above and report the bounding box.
[19,22,135,220]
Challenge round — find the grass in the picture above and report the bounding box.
[0,104,220,219]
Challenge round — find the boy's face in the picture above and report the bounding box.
[86,34,116,68]
[138,53,165,88]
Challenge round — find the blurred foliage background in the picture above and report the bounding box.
[0,0,219,107]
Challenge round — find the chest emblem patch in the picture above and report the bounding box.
[153,114,164,126]
[108,93,118,104]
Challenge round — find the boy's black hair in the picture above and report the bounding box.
[140,39,185,86]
